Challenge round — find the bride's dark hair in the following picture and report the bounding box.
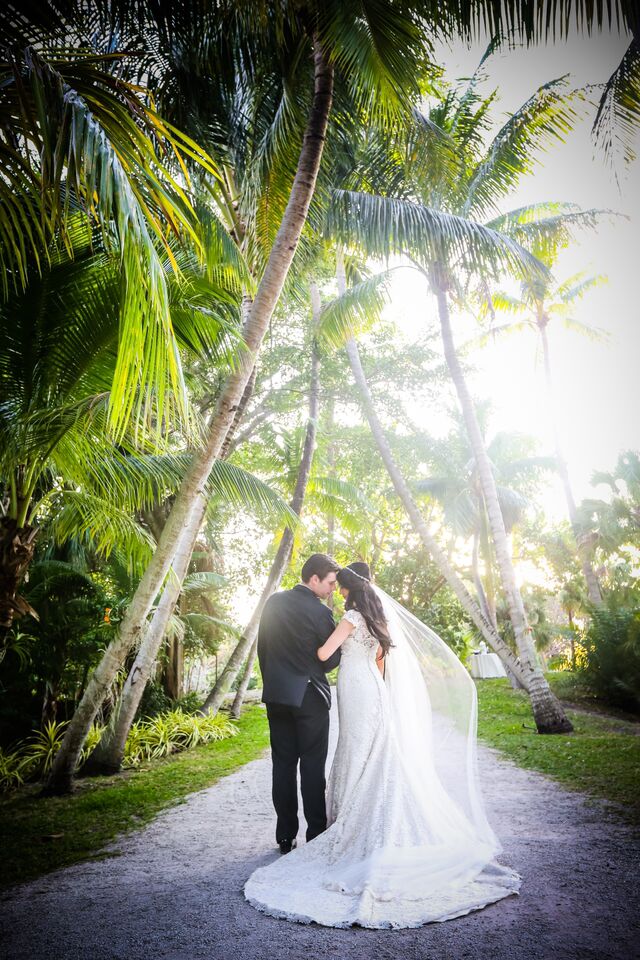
[337,564,392,657]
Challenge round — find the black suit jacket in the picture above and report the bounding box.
[257,584,341,707]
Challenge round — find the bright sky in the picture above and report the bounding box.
[388,28,640,519]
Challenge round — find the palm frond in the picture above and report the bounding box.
[180,613,241,637]
[486,206,619,264]
[592,38,640,168]
[207,460,298,528]
[317,0,426,124]
[46,490,157,574]
[327,189,547,282]
[0,48,220,439]
[464,77,583,219]
[182,571,228,594]
[317,270,393,349]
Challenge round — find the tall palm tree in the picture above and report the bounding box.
[477,265,607,605]
[210,282,324,720]
[46,42,334,792]
[325,57,590,731]
[86,282,324,770]
[321,251,530,686]
[44,2,437,793]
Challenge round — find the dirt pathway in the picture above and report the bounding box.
[1,703,639,960]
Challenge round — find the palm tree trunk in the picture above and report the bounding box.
[471,531,494,627]
[164,632,184,700]
[219,351,257,459]
[325,395,337,611]
[216,286,323,719]
[568,609,576,669]
[44,40,334,795]
[0,518,39,632]
[82,496,207,774]
[433,277,572,733]
[474,530,524,691]
[539,320,603,606]
[343,335,528,688]
[83,302,258,774]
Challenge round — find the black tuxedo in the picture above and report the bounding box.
[257,584,340,843]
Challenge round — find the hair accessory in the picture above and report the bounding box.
[342,567,370,582]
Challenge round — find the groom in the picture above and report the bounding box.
[257,553,341,854]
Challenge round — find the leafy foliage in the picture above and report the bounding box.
[0,707,237,791]
[577,602,640,711]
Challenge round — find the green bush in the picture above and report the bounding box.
[577,602,640,712]
[135,680,173,720]
[0,709,238,792]
[122,709,237,767]
[172,691,203,714]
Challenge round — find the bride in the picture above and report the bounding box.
[244,562,521,928]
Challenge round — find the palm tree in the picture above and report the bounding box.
[325,56,589,731]
[320,251,530,686]
[477,264,608,605]
[44,2,440,793]
[581,451,640,563]
[85,280,325,770]
[46,41,334,792]
[212,282,324,719]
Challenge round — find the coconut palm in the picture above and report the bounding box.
[43,0,442,793]
[477,263,608,605]
[323,47,601,730]
[317,250,530,685]
[86,283,324,770]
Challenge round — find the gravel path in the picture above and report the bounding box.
[1,702,639,960]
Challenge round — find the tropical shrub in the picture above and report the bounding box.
[577,602,640,712]
[172,692,204,714]
[135,680,174,720]
[0,748,31,791]
[0,709,237,790]
[122,709,237,767]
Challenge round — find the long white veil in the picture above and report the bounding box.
[374,583,498,852]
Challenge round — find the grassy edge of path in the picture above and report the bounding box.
[476,678,640,824]
[0,704,270,892]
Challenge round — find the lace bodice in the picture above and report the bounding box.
[341,608,379,662]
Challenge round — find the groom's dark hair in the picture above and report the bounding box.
[301,553,340,583]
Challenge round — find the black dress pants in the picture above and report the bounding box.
[266,683,330,843]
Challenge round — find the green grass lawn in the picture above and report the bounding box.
[0,704,270,891]
[476,677,640,822]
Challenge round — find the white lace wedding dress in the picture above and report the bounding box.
[244,607,521,928]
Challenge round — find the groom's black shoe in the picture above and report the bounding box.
[278,839,297,855]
